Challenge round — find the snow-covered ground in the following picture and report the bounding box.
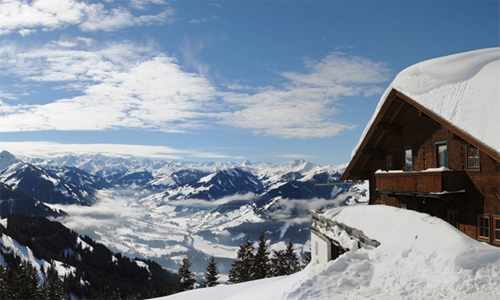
[159,205,500,300]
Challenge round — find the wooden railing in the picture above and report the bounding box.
[311,211,380,250]
[375,170,465,194]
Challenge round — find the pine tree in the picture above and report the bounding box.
[301,251,311,269]
[252,231,270,280]
[202,256,219,287]
[17,261,42,300]
[0,264,6,300]
[228,237,254,283]
[270,249,287,277]
[284,241,300,274]
[174,256,196,292]
[43,265,65,300]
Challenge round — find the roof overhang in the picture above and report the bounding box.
[341,88,500,181]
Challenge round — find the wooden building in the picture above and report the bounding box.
[341,48,500,246]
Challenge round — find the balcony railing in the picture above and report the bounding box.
[375,170,465,195]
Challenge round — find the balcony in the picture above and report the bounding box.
[375,169,465,196]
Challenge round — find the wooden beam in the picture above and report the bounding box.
[395,90,500,162]
[388,100,405,124]
[377,123,402,136]
[341,89,399,181]
[349,171,371,179]
[361,149,385,157]
[372,131,386,150]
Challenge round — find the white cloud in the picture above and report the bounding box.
[0,41,391,140]
[129,0,167,10]
[18,28,36,36]
[0,141,242,160]
[0,42,218,133]
[0,0,176,36]
[273,154,319,159]
[281,51,391,86]
[218,51,391,138]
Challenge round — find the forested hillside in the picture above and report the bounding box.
[0,215,177,299]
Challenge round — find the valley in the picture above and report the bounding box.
[0,150,368,277]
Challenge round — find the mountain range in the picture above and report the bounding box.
[0,150,368,276]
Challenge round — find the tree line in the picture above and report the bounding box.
[175,230,311,293]
[0,260,64,300]
[0,215,177,299]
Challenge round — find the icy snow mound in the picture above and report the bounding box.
[353,47,500,158]
[159,205,500,300]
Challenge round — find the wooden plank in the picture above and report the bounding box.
[377,123,402,136]
[341,90,399,181]
[361,149,385,157]
[395,90,500,163]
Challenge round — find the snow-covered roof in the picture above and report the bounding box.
[352,47,500,159]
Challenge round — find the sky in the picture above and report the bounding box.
[0,0,498,166]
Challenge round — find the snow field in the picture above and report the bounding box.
[160,205,500,300]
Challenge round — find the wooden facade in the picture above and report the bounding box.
[342,89,500,247]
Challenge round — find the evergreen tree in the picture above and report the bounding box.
[174,256,196,292]
[17,261,42,300]
[284,241,300,274]
[252,231,270,280]
[270,249,288,277]
[43,265,65,300]
[0,264,6,300]
[228,237,254,283]
[202,256,219,287]
[301,251,311,269]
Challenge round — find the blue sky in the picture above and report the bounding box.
[0,0,498,166]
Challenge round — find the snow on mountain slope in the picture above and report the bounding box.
[158,168,264,201]
[0,151,96,206]
[0,182,65,217]
[7,151,367,274]
[158,205,500,300]
[0,228,75,282]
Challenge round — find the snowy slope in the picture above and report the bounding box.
[353,47,500,158]
[159,205,500,300]
[0,151,97,206]
[9,151,367,274]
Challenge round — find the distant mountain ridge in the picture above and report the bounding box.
[0,151,98,208]
[0,150,367,275]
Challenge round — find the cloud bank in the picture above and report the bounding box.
[0,141,243,160]
[0,38,392,139]
[0,0,175,36]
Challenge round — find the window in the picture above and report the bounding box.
[404,148,413,171]
[447,210,459,229]
[386,155,393,171]
[466,145,480,171]
[477,214,490,241]
[493,216,500,244]
[435,142,448,168]
[400,203,407,209]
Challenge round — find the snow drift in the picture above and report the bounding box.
[159,205,500,300]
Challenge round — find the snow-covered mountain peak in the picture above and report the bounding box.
[0,150,22,172]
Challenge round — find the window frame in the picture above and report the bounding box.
[386,154,393,171]
[435,141,449,168]
[465,144,481,172]
[477,214,491,242]
[404,146,413,171]
[492,215,500,246]
[447,210,459,229]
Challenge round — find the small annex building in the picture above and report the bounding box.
[339,47,500,247]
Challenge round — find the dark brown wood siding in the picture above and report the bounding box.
[368,100,500,245]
